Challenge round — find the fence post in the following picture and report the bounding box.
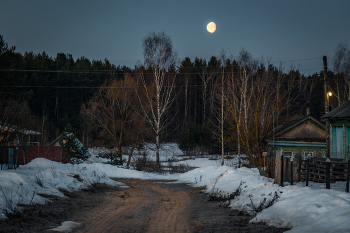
[346,157,350,193]
[306,157,310,186]
[326,158,330,189]
[280,155,284,187]
[290,157,293,185]
[298,156,302,182]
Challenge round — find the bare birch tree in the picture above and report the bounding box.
[226,57,289,167]
[136,32,177,166]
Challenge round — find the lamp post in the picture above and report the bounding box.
[327,92,332,112]
[323,56,330,158]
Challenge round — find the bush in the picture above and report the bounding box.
[246,190,282,213]
[98,151,125,166]
[206,181,246,207]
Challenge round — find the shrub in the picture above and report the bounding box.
[246,190,282,213]
[98,151,125,166]
[206,181,246,207]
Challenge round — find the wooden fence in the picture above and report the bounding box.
[0,146,62,170]
[272,155,350,192]
[300,158,347,183]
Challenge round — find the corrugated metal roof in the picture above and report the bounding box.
[321,100,350,120]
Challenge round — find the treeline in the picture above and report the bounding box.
[0,35,132,144]
[1,34,349,161]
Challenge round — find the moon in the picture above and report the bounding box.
[207,22,216,33]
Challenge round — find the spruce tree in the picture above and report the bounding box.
[59,124,88,164]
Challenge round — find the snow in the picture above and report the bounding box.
[178,166,350,233]
[1,143,350,233]
[0,157,177,220]
[49,221,82,232]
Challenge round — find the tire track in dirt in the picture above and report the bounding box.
[74,179,194,233]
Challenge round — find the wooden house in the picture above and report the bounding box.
[266,113,326,184]
[266,114,326,160]
[321,100,350,161]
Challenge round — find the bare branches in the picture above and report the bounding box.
[137,32,178,165]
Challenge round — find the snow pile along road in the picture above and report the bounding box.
[0,158,178,219]
[178,166,350,233]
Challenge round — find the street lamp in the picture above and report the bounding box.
[327,91,332,113]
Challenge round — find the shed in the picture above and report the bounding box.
[321,100,350,161]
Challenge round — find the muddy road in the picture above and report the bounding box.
[73,179,286,233]
[0,179,287,233]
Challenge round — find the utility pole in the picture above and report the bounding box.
[323,56,330,158]
[221,64,225,166]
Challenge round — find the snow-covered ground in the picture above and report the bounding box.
[178,166,350,233]
[1,143,349,233]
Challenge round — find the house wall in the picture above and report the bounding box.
[330,121,350,161]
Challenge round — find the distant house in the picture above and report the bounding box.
[266,113,326,184]
[0,122,41,146]
[47,135,92,158]
[266,114,326,160]
[321,100,350,161]
[0,125,63,170]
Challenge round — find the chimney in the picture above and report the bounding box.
[306,101,310,116]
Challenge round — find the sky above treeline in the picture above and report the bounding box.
[1,0,349,76]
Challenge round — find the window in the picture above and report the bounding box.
[283,151,293,158]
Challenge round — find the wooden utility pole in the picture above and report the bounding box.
[221,65,225,166]
[323,56,330,158]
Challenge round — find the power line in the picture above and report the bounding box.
[0,57,329,74]
[0,77,330,89]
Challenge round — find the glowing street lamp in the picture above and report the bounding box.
[327,91,332,112]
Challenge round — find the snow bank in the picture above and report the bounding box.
[49,221,82,232]
[178,166,350,233]
[0,158,177,219]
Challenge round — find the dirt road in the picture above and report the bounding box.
[0,179,287,232]
[74,180,193,233]
[72,179,287,233]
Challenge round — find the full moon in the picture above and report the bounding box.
[207,22,216,33]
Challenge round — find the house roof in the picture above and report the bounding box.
[46,135,62,146]
[321,100,350,120]
[0,122,41,135]
[275,115,325,137]
[47,134,91,157]
[266,115,326,143]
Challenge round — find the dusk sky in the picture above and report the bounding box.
[1,0,350,76]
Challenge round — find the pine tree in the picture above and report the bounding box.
[59,124,88,164]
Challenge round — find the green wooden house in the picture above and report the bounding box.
[266,114,326,184]
[321,100,350,161]
[266,115,326,160]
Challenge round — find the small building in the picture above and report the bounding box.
[266,114,326,185]
[266,115,326,160]
[321,100,350,161]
